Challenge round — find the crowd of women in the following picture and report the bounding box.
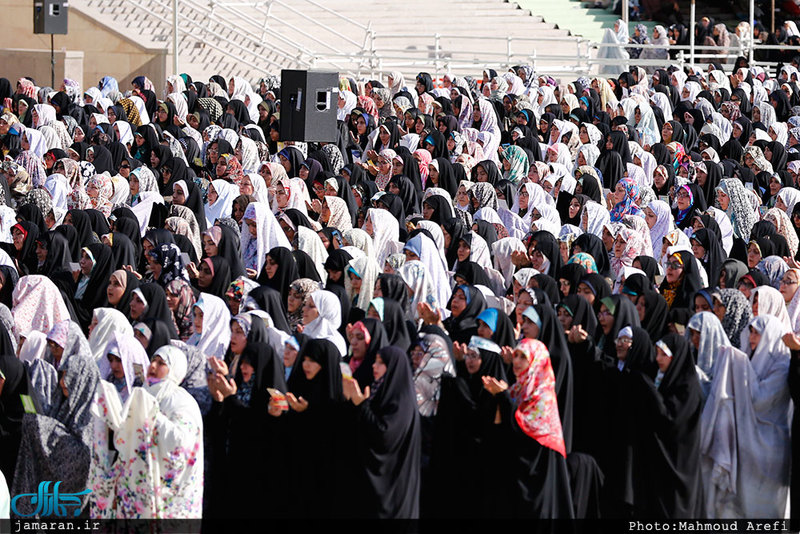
[599,16,800,76]
[0,58,800,522]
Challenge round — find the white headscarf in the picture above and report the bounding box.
[188,292,231,359]
[365,208,401,269]
[88,308,134,362]
[296,226,328,281]
[240,202,291,273]
[303,290,346,356]
[204,179,240,227]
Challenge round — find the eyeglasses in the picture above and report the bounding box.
[410,350,425,358]
[464,351,481,360]
[120,164,130,169]
[615,337,633,345]
[207,148,219,154]
[598,310,611,318]
[666,261,683,270]
[676,190,690,199]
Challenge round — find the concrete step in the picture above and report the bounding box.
[74,0,590,82]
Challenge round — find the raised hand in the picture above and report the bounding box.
[482,376,508,395]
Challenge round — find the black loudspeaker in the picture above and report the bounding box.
[279,70,338,142]
[34,0,69,34]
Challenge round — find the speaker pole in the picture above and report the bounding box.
[50,33,55,89]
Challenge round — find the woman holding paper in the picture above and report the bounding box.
[267,338,349,517]
[343,345,421,519]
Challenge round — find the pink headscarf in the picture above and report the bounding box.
[413,149,432,188]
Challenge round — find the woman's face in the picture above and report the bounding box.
[212,157,230,177]
[598,304,614,334]
[665,255,684,284]
[601,227,614,251]
[511,350,531,377]
[515,290,533,322]
[644,206,658,229]
[518,186,530,210]
[302,296,319,324]
[676,187,690,211]
[578,284,595,306]
[198,260,214,288]
[654,167,668,189]
[283,344,299,370]
[655,346,672,372]
[172,184,186,205]
[769,177,782,196]
[372,355,387,382]
[192,307,204,334]
[416,198,434,220]
[614,235,628,259]
[302,356,322,380]
[717,189,729,211]
[450,288,468,317]
[696,165,709,185]
[635,294,648,322]
[780,271,799,302]
[613,181,626,204]
[691,239,706,260]
[278,154,291,173]
[35,241,47,264]
[456,239,471,262]
[202,234,218,257]
[428,165,440,184]
[747,243,762,269]
[79,250,93,276]
[207,143,220,165]
[287,288,304,314]
[130,292,146,320]
[348,327,368,360]
[661,122,673,142]
[557,307,574,331]
[264,254,279,280]
[356,117,368,135]
[694,294,712,313]
[107,274,125,306]
[232,202,245,223]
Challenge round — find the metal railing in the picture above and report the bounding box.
[79,0,800,85]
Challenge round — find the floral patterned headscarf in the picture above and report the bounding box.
[509,338,566,458]
[567,252,598,274]
[165,277,195,341]
[501,145,529,185]
[148,243,185,287]
[87,173,113,217]
[608,177,642,222]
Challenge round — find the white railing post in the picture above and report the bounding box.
[434,33,441,78]
[259,0,273,44]
[749,0,755,64]
[173,0,179,75]
[369,26,376,79]
[689,0,696,68]
[507,36,513,70]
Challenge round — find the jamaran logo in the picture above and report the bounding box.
[10,481,92,518]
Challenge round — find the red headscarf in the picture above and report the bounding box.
[509,338,566,457]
